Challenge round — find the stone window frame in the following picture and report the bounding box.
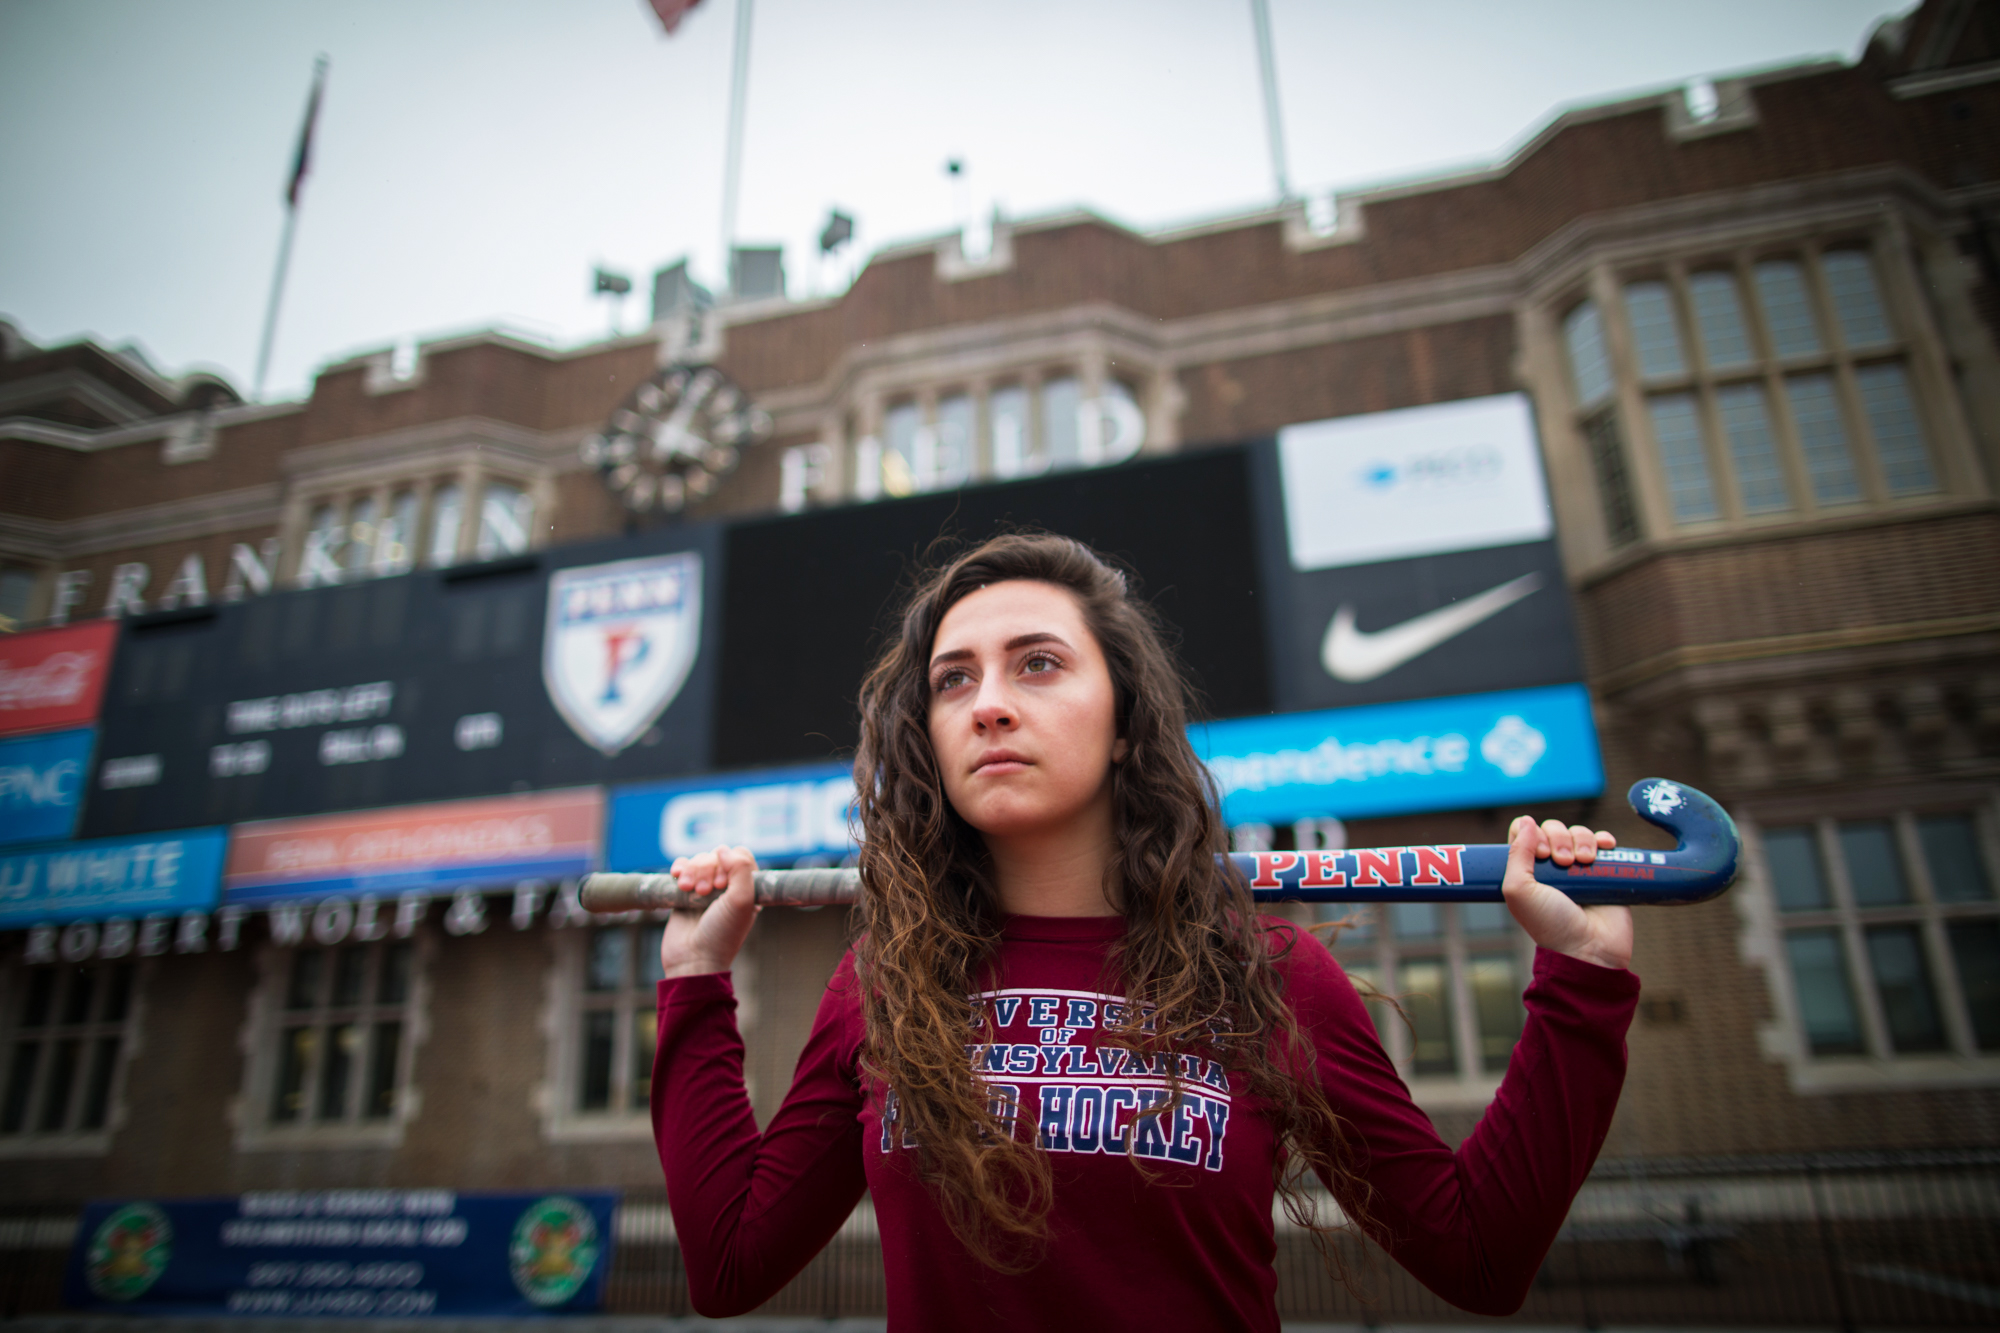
[0,955,148,1158]
[275,430,558,592]
[1314,899,1537,1109]
[772,316,1179,514]
[540,909,758,1143]
[0,561,41,629]
[233,930,432,1151]
[1736,790,2000,1095]
[1233,820,1535,1109]
[840,367,1150,503]
[1538,215,1979,562]
[290,468,540,589]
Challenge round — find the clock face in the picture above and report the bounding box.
[581,363,771,514]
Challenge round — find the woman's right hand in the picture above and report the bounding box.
[659,844,761,979]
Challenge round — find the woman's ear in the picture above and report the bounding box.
[1112,736,1130,764]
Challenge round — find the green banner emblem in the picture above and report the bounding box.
[85,1201,172,1301]
[508,1195,600,1307]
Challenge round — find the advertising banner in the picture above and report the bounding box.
[1191,683,1604,825]
[606,761,856,871]
[0,827,225,930]
[1257,395,1586,711]
[81,525,722,839]
[223,789,603,905]
[0,620,118,737]
[62,1190,617,1317]
[0,726,94,846]
[1276,393,1555,571]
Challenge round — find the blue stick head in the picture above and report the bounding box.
[1624,777,1740,905]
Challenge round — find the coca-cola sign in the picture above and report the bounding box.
[0,621,117,737]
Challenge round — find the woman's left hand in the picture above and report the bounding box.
[1501,816,1633,971]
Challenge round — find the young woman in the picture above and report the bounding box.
[651,533,1638,1330]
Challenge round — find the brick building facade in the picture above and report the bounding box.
[2,0,1997,1211]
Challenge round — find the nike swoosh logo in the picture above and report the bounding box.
[1321,572,1544,683]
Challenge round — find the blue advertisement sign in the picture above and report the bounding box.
[1191,683,1603,825]
[0,726,94,847]
[607,760,856,871]
[0,827,226,929]
[62,1190,617,1318]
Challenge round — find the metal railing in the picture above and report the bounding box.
[5,1150,1996,1325]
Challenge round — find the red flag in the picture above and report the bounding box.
[646,0,703,35]
[285,57,328,209]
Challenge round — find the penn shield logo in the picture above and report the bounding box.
[545,552,702,756]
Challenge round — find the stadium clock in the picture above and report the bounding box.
[581,363,771,514]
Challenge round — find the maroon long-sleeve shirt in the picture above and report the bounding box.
[652,913,1638,1329]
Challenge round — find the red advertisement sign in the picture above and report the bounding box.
[0,621,118,737]
[223,788,604,902]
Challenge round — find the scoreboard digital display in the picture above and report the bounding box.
[81,527,723,838]
[713,444,1272,769]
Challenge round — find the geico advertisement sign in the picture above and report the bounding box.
[607,763,856,870]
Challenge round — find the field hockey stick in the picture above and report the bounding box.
[579,777,1738,912]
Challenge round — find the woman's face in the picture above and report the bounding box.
[926,579,1127,843]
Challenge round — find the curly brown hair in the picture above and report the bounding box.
[850,531,1372,1273]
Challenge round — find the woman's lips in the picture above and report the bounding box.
[972,751,1031,775]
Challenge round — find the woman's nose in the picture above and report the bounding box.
[971,681,1015,731]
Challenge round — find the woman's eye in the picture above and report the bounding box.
[1022,654,1059,675]
[933,668,970,692]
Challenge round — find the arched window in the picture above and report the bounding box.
[343,497,378,577]
[425,485,463,567]
[1556,242,1939,548]
[376,492,418,575]
[476,483,533,560]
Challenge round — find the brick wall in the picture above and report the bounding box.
[1578,511,2000,684]
[1174,317,1517,445]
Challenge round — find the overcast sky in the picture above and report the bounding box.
[0,0,1913,403]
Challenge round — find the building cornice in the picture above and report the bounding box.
[1161,263,1520,368]
[1574,496,1998,591]
[0,398,297,453]
[1595,615,2000,699]
[0,483,282,561]
[749,303,1175,430]
[281,417,569,490]
[1888,56,2000,98]
[316,327,663,399]
[0,369,160,426]
[1517,165,1957,302]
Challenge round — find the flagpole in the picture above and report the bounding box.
[254,56,327,402]
[1248,0,1291,201]
[253,204,300,402]
[718,0,753,293]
